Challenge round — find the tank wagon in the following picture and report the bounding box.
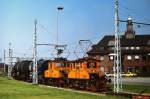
[12,60,32,81]
[12,59,48,83]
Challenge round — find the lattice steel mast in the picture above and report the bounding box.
[8,43,12,78]
[113,0,122,93]
[3,49,6,75]
[33,20,38,84]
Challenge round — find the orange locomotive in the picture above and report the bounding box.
[44,57,110,91]
[44,58,70,87]
[68,57,109,91]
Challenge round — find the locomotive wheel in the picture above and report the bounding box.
[99,80,106,91]
[88,81,97,92]
[95,80,101,91]
[90,85,97,92]
[85,81,90,91]
[68,79,73,88]
[53,79,58,87]
[56,79,63,87]
[88,80,102,92]
[47,79,54,86]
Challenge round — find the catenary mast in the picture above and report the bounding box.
[8,43,12,78]
[33,20,38,84]
[114,0,122,93]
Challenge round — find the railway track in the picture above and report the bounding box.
[107,92,150,99]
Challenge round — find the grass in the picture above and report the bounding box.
[0,77,129,99]
[108,83,150,94]
[122,84,150,94]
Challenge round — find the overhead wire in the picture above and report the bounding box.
[117,1,150,33]
[38,23,54,35]
[119,1,150,23]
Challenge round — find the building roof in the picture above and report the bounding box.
[87,35,150,55]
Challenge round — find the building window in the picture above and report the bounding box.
[131,47,135,50]
[100,67,104,72]
[147,40,150,45]
[136,47,140,50]
[99,47,104,50]
[127,55,132,60]
[142,55,147,60]
[127,67,135,72]
[148,54,150,60]
[108,40,114,46]
[100,56,104,61]
[109,47,115,50]
[121,47,125,50]
[135,55,139,60]
[125,47,129,50]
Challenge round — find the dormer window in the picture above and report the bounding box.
[100,56,104,61]
[125,33,135,39]
[99,47,104,50]
[147,40,150,45]
[108,40,114,46]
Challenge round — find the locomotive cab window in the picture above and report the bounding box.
[87,62,96,68]
[48,62,52,69]
[71,63,75,69]
[62,62,66,67]
[66,63,69,67]
[56,62,67,67]
[75,63,81,69]
[56,63,62,67]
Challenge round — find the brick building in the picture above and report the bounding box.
[87,18,150,76]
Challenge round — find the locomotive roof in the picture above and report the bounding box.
[48,57,69,62]
[72,57,100,62]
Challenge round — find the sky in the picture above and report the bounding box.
[0,0,150,61]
